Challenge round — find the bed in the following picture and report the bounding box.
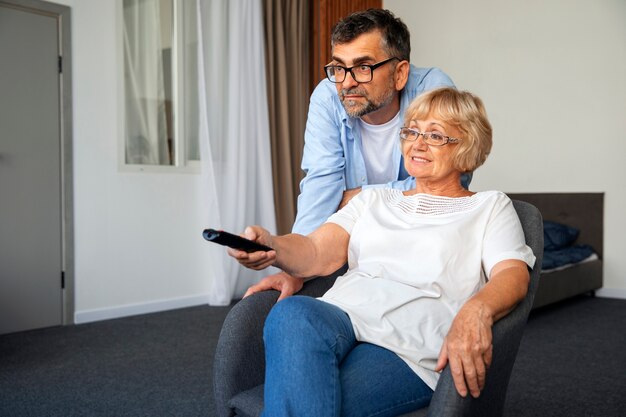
[507,193,604,309]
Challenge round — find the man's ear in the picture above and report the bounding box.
[394,60,410,91]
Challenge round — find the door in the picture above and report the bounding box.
[0,3,66,334]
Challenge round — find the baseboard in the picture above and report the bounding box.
[74,293,211,324]
[596,287,626,300]
[73,287,624,325]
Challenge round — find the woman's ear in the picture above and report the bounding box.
[394,60,410,91]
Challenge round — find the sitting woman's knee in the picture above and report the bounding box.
[263,296,317,341]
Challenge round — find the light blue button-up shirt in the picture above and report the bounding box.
[293,65,456,235]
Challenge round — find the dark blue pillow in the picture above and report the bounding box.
[542,244,595,270]
[543,220,579,251]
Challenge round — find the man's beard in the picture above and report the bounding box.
[339,86,395,118]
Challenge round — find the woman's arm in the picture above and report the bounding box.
[435,259,530,398]
[227,223,350,278]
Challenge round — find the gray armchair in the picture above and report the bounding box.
[213,200,543,417]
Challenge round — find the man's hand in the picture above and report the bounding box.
[338,187,362,210]
[435,300,494,398]
[243,270,304,301]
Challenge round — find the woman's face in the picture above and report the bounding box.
[401,113,463,184]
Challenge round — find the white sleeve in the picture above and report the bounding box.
[482,194,537,278]
[324,189,371,235]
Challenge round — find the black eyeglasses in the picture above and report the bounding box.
[399,127,462,146]
[324,57,399,83]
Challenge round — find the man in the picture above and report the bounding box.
[245,8,458,300]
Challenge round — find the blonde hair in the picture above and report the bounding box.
[404,88,492,172]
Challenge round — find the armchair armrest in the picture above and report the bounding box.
[213,267,344,417]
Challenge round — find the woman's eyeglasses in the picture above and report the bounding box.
[399,127,462,146]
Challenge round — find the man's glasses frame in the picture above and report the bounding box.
[324,57,399,83]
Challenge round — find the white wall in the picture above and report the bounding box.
[386,0,626,297]
[52,0,218,323]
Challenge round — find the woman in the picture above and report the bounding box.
[228,87,536,417]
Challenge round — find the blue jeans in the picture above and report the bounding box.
[261,296,433,417]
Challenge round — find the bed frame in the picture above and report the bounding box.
[507,193,604,309]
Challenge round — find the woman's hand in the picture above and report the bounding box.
[435,259,530,398]
[435,300,494,398]
[227,226,277,270]
[229,223,349,279]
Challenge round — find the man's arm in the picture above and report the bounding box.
[338,187,362,210]
[292,83,349,235]
[408,66,456,98]
[245,83,348,300]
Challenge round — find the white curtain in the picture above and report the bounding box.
[197,0,278,305]
[123,0,169,165]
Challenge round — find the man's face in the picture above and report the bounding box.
[331,31,399,121]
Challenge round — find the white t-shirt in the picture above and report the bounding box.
[359,112,401,184]
[321,188,536,390]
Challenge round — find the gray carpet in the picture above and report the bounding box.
[504,295,626,417]
[0,295,624,416]
[0,304,231,417]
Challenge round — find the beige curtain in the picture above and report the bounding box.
[198,0,278,303]
[263,0,309,235]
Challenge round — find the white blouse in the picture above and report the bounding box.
[320,188,536,390]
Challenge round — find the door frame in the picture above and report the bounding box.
[1,0,74,325]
